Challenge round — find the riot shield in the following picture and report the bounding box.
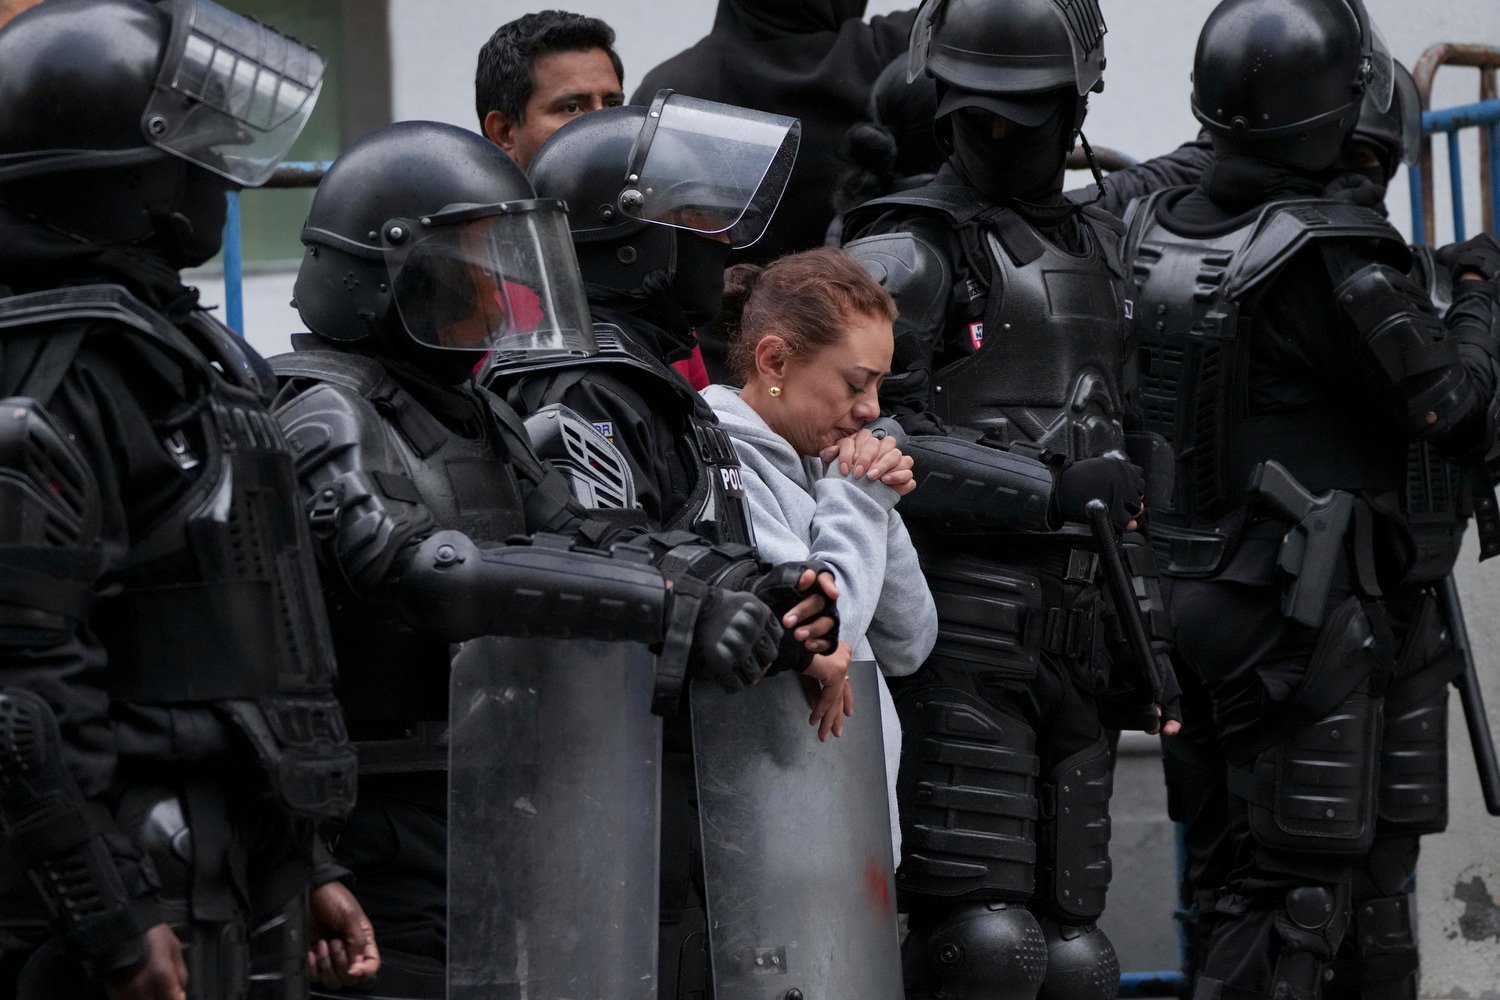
[691,661,903,1000]
[448,636,661,1000]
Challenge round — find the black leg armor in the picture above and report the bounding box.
[247,895,309,1000]
[1227,599,1385,859]
[920,552,1047,682]
[1270,885,1349,1000]
[1378,590,1453,834]
[1347,893,1418,1000]
[1038,740,1113,922]
[896,686,1040,901]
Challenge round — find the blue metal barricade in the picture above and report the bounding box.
[219,159,331,334]
[1409,98,1500,245]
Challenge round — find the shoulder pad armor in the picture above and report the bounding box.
[481,323,704,415]
[270,347,390,397]
[846,231,953,348]
[1226,199,1408,300]
[842,180,992,239]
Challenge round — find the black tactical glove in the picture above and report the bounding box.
[1437,232,1500,282]
[752,560,841,676]
[670,577,782,692]
[1053,456,1145,530]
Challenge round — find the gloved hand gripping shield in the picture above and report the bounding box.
[142,0,325,186]
[618,90,801,249]
[382,199,597,357]
[906,0,1107,95]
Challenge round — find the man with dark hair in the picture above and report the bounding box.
[474,9,625,169]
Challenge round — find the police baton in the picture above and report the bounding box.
[1436,573,1500,816]
[1084,498,1168,704]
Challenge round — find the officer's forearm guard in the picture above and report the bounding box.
[896,434,1056,531]
[394,530,669,647]
[0,688,144,980]
[1336,262,1484,442]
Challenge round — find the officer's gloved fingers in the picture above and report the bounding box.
[1438,232,1500,282]
[694,589,782,692]
[1055,456,1145,529]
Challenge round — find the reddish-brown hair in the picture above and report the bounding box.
[722,246,897,384]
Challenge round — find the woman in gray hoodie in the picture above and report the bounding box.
[702,246,938,856]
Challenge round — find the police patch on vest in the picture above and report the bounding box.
[592,421,615,443]
[968,322,984,350]
[719,465,745,496]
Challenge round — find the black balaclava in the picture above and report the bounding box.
[669,232,733,328]
[941,92,1075,205]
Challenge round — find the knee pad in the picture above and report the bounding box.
[1039,740,1112,921]
[1270,884,1351,1000]
[1037,919,1118,1000]
[926,902,1048,1000]
[1350,893,1418,1000]
[897,686,1039,900]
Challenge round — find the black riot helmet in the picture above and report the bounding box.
[1351,60,1422,181]
[906,0,1107,204]
[908,0,1105,120]
[295,121,593,371]
[1192,0,1395,172]
[528,90,800,332]
[0,0,324,265]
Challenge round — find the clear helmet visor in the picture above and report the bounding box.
[142,0,324,186]
[618,91,800,249]
[1347,0,1394,114]
[906,0,1106,95]
[1393,63,1422,167]
[385,201,595,358]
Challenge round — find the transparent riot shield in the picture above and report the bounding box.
[448,636,661,1000]
[691,660,903,1000]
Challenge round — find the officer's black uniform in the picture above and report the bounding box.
[1120,5,1500,999]
[272,120,817,999]
[840,2,1178,998]
[0,2,355,997]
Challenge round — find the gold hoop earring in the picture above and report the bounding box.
[768,386,782,398]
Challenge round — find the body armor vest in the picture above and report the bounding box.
[0,285,353,818]
[1120,191,1409,572]
[848,186,1131,464]
[274,348,529,543]
[484,323,756,547]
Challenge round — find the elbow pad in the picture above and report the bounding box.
[0,689,144,979]
[392,530,667,647]
[1336,263,1481,437]
[897,434,1055,530]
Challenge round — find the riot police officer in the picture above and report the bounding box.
[271,120,836,999]
[840,1,1181,997]
[1120,3,1500,998]
[0,1,376,997]
[482,94,855,998]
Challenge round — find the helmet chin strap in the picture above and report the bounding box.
[1075,130,1107,205]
